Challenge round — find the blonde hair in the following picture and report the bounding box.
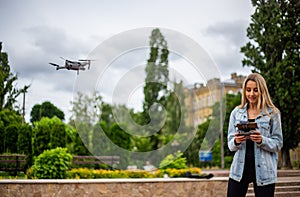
[238,73,279,115]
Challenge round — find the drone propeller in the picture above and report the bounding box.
[78,59,95,61]
[49,62,61,70]
[49,62,60,67]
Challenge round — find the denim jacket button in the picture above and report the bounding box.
[257,165,260,167]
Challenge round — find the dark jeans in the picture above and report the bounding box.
[227,178,275,197]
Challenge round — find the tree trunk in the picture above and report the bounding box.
[280,147,292,169]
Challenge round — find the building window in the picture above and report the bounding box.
[207,96,211,106]
[193,101,197,111]
[212,94,216,103]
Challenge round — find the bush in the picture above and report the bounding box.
[65,168,201,179]
[29,147,72,179]
[159,151,188,169]
[164,168,201,177]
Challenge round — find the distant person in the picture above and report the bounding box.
[143,161,156,171]
[227,73,283,197]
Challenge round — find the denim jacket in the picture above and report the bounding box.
[227,104,283,186]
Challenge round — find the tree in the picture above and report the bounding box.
[143,28,169,113]
[0,42,33,166]
[18,123,33,168]
[32,117,68,156]
[163,81,186,144]
[185,120,209,167]
[99,102,114,128]
[0,109,22,153]
[69,92,103,153]
[142,28,170,149]
[69,92,102,124]
[184,93,241,167]
[66,130,89,155]
[0,42,22,111]
[30,101,65,123]
[241,0,300,167]
[210,93,242,168]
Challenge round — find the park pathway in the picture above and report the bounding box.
[202,169,300,197]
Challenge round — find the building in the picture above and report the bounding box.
[185,73,246,127]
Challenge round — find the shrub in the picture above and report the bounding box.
[165,168,201,177]
[30,147,72,179]
[65,168,201,179]
[159,151,188,170]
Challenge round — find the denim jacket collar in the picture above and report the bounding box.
[237,103,273,117]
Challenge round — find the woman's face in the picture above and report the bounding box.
[245,80,259,105]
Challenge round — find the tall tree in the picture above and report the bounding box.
[69,92,102,124]
[30,101,65,123]
[0,109,22,153]
[33,117,68,156]
[0,42,22,110]
[142,28,169,149]
[69,92,103,153]
[241,0,300,167]
[184,93,241,167]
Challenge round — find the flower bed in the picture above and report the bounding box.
[64,167,202,179]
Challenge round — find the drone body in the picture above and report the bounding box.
[49,57,92,74]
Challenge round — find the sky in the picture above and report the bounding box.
[0,0,255,122]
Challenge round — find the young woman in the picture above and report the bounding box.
[227,73,283,197]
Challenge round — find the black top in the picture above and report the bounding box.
[242,119,256,183]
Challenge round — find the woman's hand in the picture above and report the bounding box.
[250,130,262,144]
[234,132,246,144]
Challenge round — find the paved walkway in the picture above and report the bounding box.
[202,169,300,183]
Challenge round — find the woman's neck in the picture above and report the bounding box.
[248,103,260,118]
[248,103,258,110]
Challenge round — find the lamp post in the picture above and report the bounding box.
[220,82,224,169]
[21,85,30,125]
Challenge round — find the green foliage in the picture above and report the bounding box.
[164,167,201,178]
[69,129,90,156]
[208,93,240,168]
[99,102,114,128]
[30,147,72,179]
[142,28,169,150]
[184,93,240,168]
[105,122,132,150]
[143,28,169,112]
[18,124,32,155]
[32,117,68,156]
[162,81,187,146]
[70,92,102,124]
[241,0,300,167]
[4,124,18,153]
[0,42,22,111]
[69,92,103,154]
[92,121,110,155]
[30,101,65,123]
[0,109,23,153]
[65,167,201,179]
[184,120,209,167]
[159,151,188,169]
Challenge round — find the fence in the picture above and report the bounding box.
[0,155,26,175]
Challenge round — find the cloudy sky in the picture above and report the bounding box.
[0,0,255,122]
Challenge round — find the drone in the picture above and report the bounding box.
[49,57,93,75]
